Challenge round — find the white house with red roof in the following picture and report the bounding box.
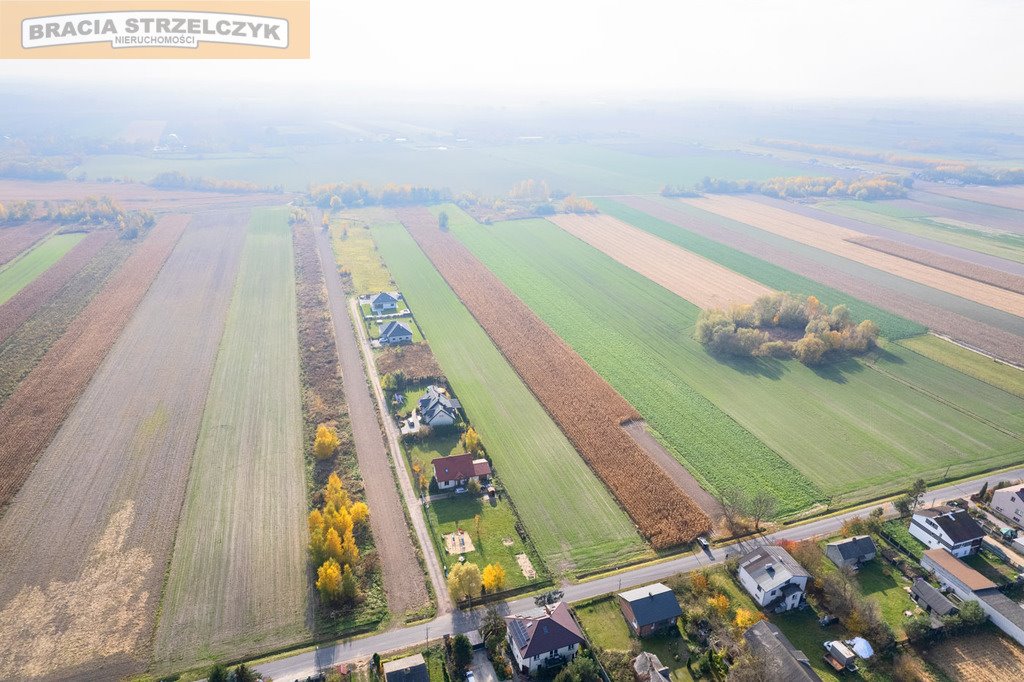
[431,453,491,490]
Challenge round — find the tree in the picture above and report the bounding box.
[733,608,764,629]
[908,478,927,511]
[438,211,450,231]
[341,563,358,600]
[325,527,344,562]
[461,426,482,454]
[324,472,349,510]
[474,513,482,540]
[481,606,507,655]
[707,594,730,616]
[719,485,749,532]
[447,562,483,602]
[340,528,359,566]
[468,478,481,495]
[894,495,913,518]
[793,334,827,365]
[690,571,710,594]
[350,501,370,526]
[317,558,342,601]
[978,481,989,502]
[308,508,324,534]
[314,424,341,460]
[208,664,229,682]
[381,372,399,392]
[234,663,258,682]
[482,563,507,592]
[553,655,601,682]
[957,599,986,630]
[450,634,474,673]
[747,491,778,531]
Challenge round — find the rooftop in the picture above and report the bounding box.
[431,453,491,483]
[911,578,958,617]
[915,506,985,544]
[743,621,821,682]
[739,545,810,591]
[506,602,585,658]
[618,582,682,627]
[922,548,997,592]
[826,535,877,561]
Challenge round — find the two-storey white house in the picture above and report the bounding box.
[506,602,586,675]
[909,505,985,558]
[992,487,1024,529]
[737,545,809,613]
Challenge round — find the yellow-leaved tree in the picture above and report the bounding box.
[733,608,764,629]
[461,427,482,455]
[325,527,343,563]
[482,563,506,592]
[448,562,483,602]
[350,501,370,527]
[708,594,730,616]
[324,472,350,510]
[314,424,341,460]
[340,528,359,566]
[317,558,342,601]
[341,563,358,600]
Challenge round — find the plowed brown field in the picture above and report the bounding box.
[398,207,711,548]
[549,213,771,308]
[685,195,1024,317]
[0,230,115,343]
[922,183,1024,212]
[0,222,52,267]
[0,215,186,508]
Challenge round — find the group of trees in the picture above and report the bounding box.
[309,182,452,209]
[149,171,281,194]
[308,473,370,604]
[44,195,155,238]
[480,607,514,678]
[695,293,880,366]
[0,159,66,181]
[562,194,597,214]
[905,598,986,644]
[692,174,910,200]
[893,478,928,517]
[207,663,259,682]
[0,200,34,224]
[313,423,342,460]
[446,559,507,602]
[718,486,778,534]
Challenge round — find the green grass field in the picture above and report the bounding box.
[444,206,1024,509]
[425,495,544,591]
[153,207,309,671]
[371,221,649,574]
[574,598,633,650]
[0,232,84,304]
[855,562,916,639]
[899,334,1024,399]
[332,221,395,294]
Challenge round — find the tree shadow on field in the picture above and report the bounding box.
[809,356,867,384]
[716,354,785,380]
[872,346,907,366]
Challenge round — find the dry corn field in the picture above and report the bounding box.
[684,195,1024,317]
[925,631,1024,681]
[398,207,711,548]
[549,213,772,308]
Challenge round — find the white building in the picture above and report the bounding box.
[909,505,985,558]
[505,602,585,675]
[992,486,1024,528]
[737,545,809,613]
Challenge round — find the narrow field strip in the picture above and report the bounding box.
[0,232,85,304]
[684,195,1024,317]
[0,215,186,508]
[371,221,648,574]
[0,221,52,267]
[398,207,711,548]
[0,230,114,343]
[899,334,1024,399]
[0,212,246,681]
[549,213,772,308]
[923,183,1024,212]
[154,207,308,673]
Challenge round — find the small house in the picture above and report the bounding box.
[737,545,809,613]
[742,621,821,682]
[418,385,461,427]
[910,505,985,558]
[432,453,491,491]
[616,583,683,637]
[371,291,399,314]
[992,486,1024,529]
[382,654,429,682]
[379,320,413,346]
[825,535,877,569]
[910,578,958,618]
[506,602,585,675]
[632,652,669,682]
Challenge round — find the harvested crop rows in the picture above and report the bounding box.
[684,195,1024,317]
[0,230,114,343]
[850,237,1024,295]
[0,215,186,508]
[0,232,86,304]
[923,183,1024,212]
[398,207,711,548]
[0,222,52,267]
[154,208,308,672]
[549,213,771,308]
[0,211,247,680]
[610,197,1024,365]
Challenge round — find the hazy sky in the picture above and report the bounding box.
[3,0,1024,100]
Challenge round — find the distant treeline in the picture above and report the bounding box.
[0,201,35,224]
[755,139,1024,186]
[665,174,910,200]
[149,171,282,194]
[45,196,154,238]
[0,160,67,182]
[309,182,451,209]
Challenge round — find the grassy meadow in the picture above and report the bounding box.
[0,232,84,304]
[331,220,395,294]
[898,334,1024,399]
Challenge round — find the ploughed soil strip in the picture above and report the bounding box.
[922,183,1024,213]
[849,236,1024,296]
[0,215,187,508]
[0,221,52,267]
[397,207,711,549]
[0,229,115,343]
[0,211,247,681]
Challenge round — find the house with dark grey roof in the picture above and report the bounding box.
[911,578,958,624]
[737,545,809,613]
[992,486,1024,529]
[825,535,877,569]
[743,621,821,682]
[382,654,429,682]
[632,652,670,682]
[506,602,586,674]
[616,583,682,637]
[371,291,399,313]
[378,320,413,346]
[418,384,461,427]
[910,505,985,558]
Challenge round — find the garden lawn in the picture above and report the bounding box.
[0,232,85,304]
[332,221,395,294]
[426,495,543,591]
[769,609,843,682]
[403,431,461,485]
[880,521,924,559]
[574,598,633,650]
[371,221,648,575]
[444,206,1024,509]
[854,562,916,639]
[899,334,1024,399]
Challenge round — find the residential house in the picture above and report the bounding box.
[506,602,586,675]
[418,384,461,427]
[742,621,821,682]
[825,535,877,569]
[382,654,429,682]
[371,291,399,314]
[378,320,413,346]
[616,583,683,637]
[737,545,809,613]
[632,652,670,682]
[911,578,958,620]
[432,453,491,491]
[920,548,1024,646]
[992,487,1024,529]
[909,505,985,558]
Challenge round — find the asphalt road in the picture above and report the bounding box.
[256,467,1024,681]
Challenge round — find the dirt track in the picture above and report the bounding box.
[0,211,248,680]
[549,213,771,308]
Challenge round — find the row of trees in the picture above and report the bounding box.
[149,170,281,194]
[309,182,452,209]
[308,473,370,604]
[0,200,34,224]
[695,293,879,365]
[0,159,66,181]
[44,195,155,237]
[693,174,910,200]
[446,560,507,601]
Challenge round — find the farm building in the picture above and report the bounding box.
[432,453,491,490]
[825,535,877,569]
[742,621,821,682]
[992,486,1024,529]
[911,577,958,619]
[371,291,400,313]
[737,545,809,613]
[418,384,461,427]
[632,651,670,682]
[378,320,413,346]
[615,582,682,637]
[505,602,586,675]
[910,505,985,558]
[382,654,429,682]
